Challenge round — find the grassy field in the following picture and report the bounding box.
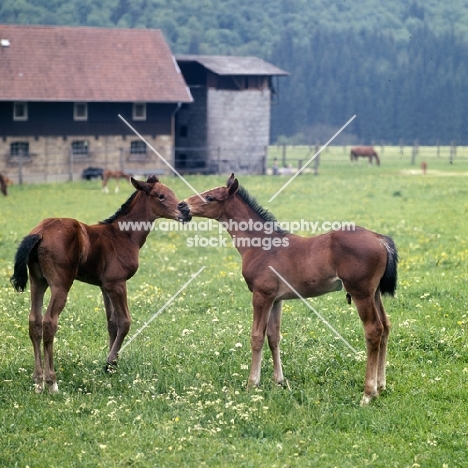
[0,146,467,467]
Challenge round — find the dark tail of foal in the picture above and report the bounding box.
[10,234,42,292]
[379,236,398,296]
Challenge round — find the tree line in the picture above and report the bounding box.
[269,27,468,145]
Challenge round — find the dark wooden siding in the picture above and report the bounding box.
[0,102,175,136]
[178,62,207,86]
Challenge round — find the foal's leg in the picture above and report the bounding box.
[101,288,117,351]
[353,295,384,405]
[102,177,109,193]
[375,290,391,394]
[102,282,131,367]
[42,285,70,393]
[29,275,48,393]
[247,291,274,388]
[267,300,284,385]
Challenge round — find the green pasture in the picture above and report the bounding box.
[0,147,467,467]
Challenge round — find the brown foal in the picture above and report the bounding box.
[102,169,132,193]
[11,176,184,393]
[178,174,398,405]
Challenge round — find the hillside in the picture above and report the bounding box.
[2,0,468,144]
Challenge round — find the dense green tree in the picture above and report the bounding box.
[269,25,468,144]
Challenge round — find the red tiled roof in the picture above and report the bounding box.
[0,25,193,103]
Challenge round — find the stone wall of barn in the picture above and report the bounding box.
[0,134,173,184]
[206,88,270,174]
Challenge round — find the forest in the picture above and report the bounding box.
[2,0,468,144]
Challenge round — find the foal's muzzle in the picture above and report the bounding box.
[177,201,192,222]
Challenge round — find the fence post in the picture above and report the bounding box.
[313,152,320,176]
[450,141,456,164]
[68,148,74,181]
[410,140,419,165]
[18,154,23,185]
[298,159,303,174]
[263,145,267,175]
[120,148,125,171]
[44,136,48,183]
[282,144,287,167]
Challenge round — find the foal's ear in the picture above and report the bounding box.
[227,173,236,187]
[146,175,159,184]
[131,177,151,194]
[227,177,239,196]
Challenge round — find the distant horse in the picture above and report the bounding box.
[11,176,184,393]
[102,170,132,193]
[421,161,427,175]
[350,146,380,166]
[0,172,8,196]
[178,174,398,405]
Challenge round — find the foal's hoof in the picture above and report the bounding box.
[246,380,259,390]
[360,392,376,406]
[360,395,371,406]
[377,383,386,396]
[103,362,118,374]
[34,382,44,394]
[277,379,291,391]
[346,293,352,305]
[48,382,59,394]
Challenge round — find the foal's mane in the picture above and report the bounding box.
[236,185,288,235]
[99,191,138,224]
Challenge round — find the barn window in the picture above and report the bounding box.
[10,141,29,156]
[13,102,28,121]
[130,141,147,155]
[74,102,88,121]
[71,140,89,156]
[132,103,146,121]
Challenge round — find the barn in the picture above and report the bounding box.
[0,24,193,182]
[175,55,288,174]
[0,24,288,182]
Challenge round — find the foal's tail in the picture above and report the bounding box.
[379,236,398,296]
[10,234,42,292]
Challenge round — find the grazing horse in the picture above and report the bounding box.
[0,172,7,196]
[350,146,380,166]
[178,174,398,405]
[102,170,132,193]
[11,176,184,394]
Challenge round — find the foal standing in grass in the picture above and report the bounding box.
[11,176,184,393]
[178,174,398,405]
[102,169,132,193]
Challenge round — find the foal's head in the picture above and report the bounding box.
[131,175,182,220]
[178,174,239,222]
